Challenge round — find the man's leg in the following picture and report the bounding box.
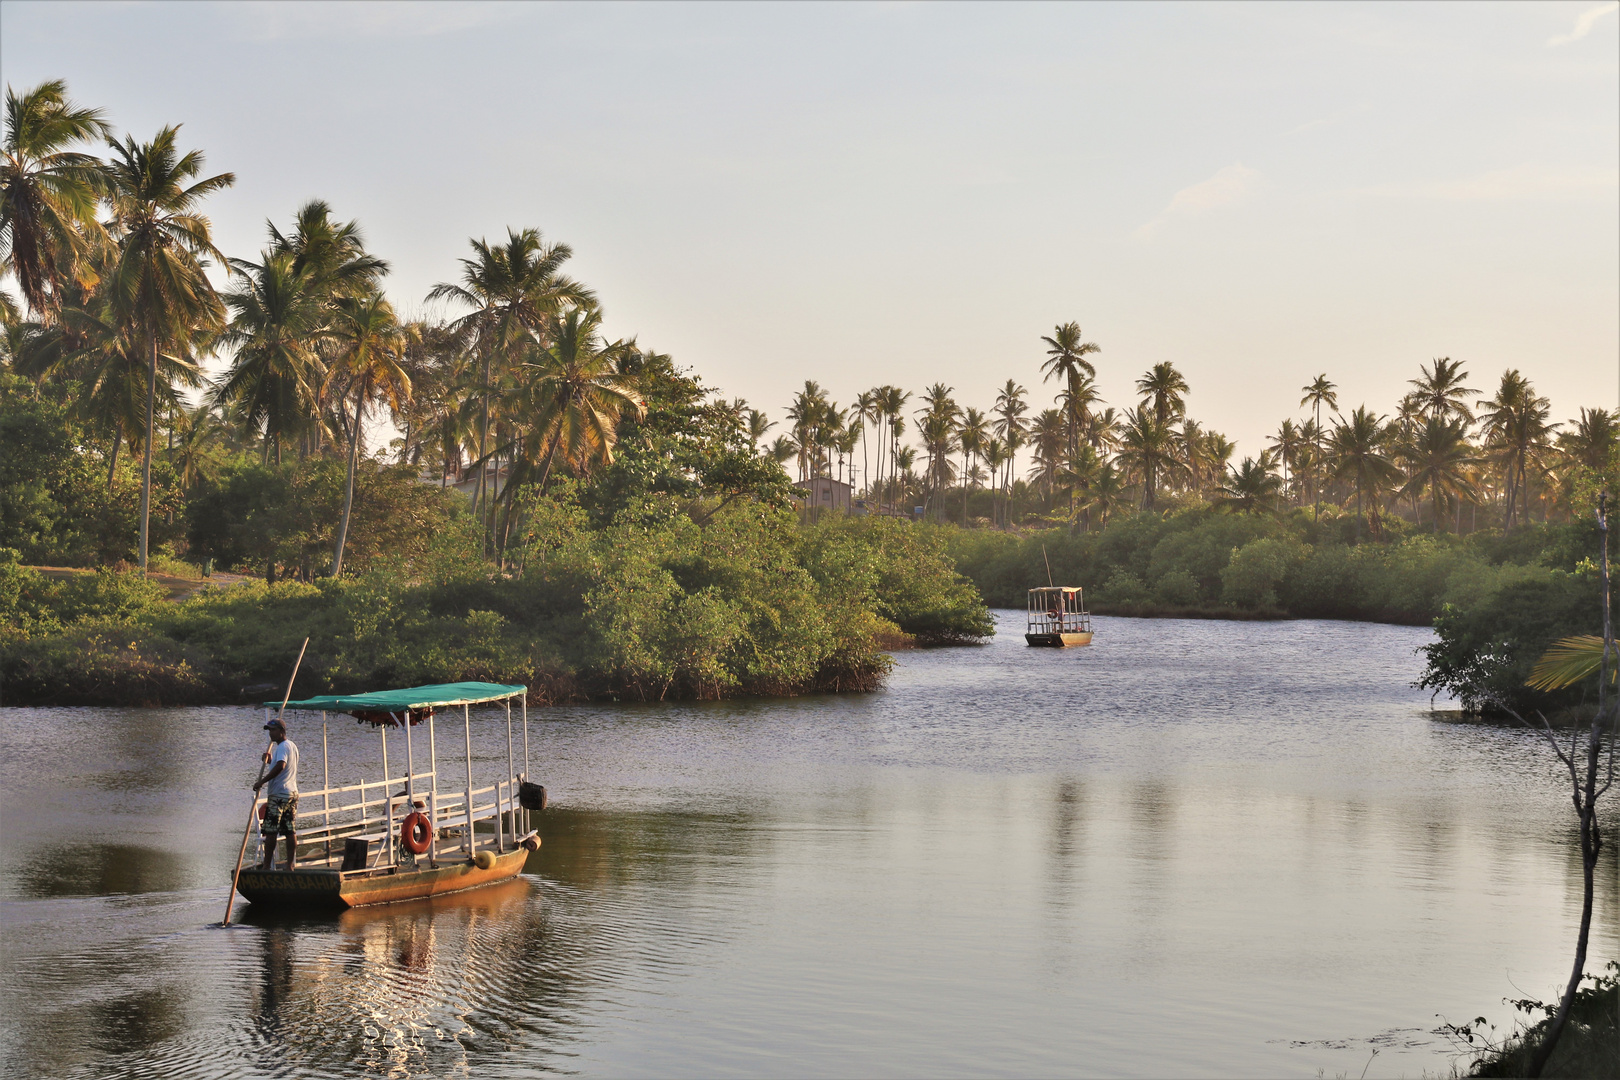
[281,832,298,870]
[259,831,276,869]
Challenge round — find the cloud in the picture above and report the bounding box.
[1136,164,1261,238]
[1547,1,1619,46]
[1353,164,1619,201]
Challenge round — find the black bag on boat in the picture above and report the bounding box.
[518,782,548,812]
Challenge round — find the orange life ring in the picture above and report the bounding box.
[1047,607,1061,620]
[401,811,432,854]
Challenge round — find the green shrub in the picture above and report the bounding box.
[1152,568,1201,606]
[1098,570,1151,606]
[1221,537,1304,609]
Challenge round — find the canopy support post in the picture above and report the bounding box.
[463,704,475,858]
[428,712,439,868]
[504,699,515,852]
[322,712,331,867]
[403,711,417,865]
[381,721,394,867]
[521,694,530,835]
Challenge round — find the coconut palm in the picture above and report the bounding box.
[269,199,387,299]
[1027,407,1066,501]
[957,406,988,524]
[1479,369,1555,531]
[1557,408,1617,476]
[1041,322,1100,382]
[102,125,234,570]
[1328,406,1401,538]
[1,80,111,321]
[1407,357,1477,424]
[981,436,1009,526]
[1116,405,1180,509]
[1136,362,1189,427]
[746,408,775,452]
[214,251,326,464]
[1268,418,1305,505]
[520,306,644,495]
[1042,323,1100,457]
[1398,416,1479,533]
[1215,457,1283,514]
[325,292,409,576]
[1299,374,1338,521]
[428,228,594,522]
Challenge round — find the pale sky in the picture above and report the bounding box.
[3,1,1616,461]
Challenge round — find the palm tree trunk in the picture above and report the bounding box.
[332,392,364,577]
[138,335,157,571]
[107,432,121,492]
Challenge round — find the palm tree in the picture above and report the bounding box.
[853,390,879,495]
[1557,408,1617,475]
[957,406,988,524]
[428,228,594,527]
[1041,321,1100,381]
[1328,406,1401,538]
[1398,416,1479,533]
[521,306,644,495]
[325,292,409,576]
[981,436,1009,526]
[1,80,110,321]
[1136,362,1189,428]
[1407,357,1477,424]
[1267,418,1305,506]
[746,408,775,452]
[1299,374,1338,521]
[214,251,325,464]
[1216,457,1283,514]
[993,378,1028,520]
[169,402,224,495]
[269,199,387,298]
[918,404,958,522]
[882,386,911,502]
[1479,369,1555,531]
[1117,405,1181,509]
[102,125,235,570]
[1080,459,1127,527]
[1041,323,1101,459]
[1028,407,1066,503]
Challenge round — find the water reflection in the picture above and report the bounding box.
[1,616,1616,1078]
[14,842,194,898]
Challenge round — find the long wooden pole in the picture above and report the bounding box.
[463,704,475,856]
[222,636,308,926]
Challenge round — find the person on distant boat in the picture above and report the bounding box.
[254,717,300,870]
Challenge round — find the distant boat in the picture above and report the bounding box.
[1026,587,1093,647]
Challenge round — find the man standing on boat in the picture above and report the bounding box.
[254,718,299,870]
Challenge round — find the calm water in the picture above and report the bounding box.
[1,612,1615,1079]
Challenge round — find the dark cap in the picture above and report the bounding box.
[264,717,286,731]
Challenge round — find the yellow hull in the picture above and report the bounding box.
[235,847,531,909]
[1025,632,1094,647]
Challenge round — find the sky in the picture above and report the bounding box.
[3,0,1616,462]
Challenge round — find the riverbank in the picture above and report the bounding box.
[0,511,992,707]
[1455,963,1618,1077]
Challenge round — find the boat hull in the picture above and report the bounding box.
[235,848,530,909]
[1025,631,1093,647]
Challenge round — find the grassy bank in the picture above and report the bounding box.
[1450,964,1619,1078]
[0,509,992,707]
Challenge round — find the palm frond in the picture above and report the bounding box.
[1526,635,1614,692]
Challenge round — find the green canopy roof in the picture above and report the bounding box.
[267,681,527,713]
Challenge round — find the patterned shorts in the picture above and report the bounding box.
[261,793,299,836]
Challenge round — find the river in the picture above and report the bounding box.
[1,612,1615,1078]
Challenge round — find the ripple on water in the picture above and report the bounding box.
[0,615,1614,1079]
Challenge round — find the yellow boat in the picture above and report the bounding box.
[1025,586,1094,647]
[231,681,546,911]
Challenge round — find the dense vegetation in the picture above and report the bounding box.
[2,79,1612,713]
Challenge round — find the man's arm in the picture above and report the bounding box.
[254,760,286,792]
